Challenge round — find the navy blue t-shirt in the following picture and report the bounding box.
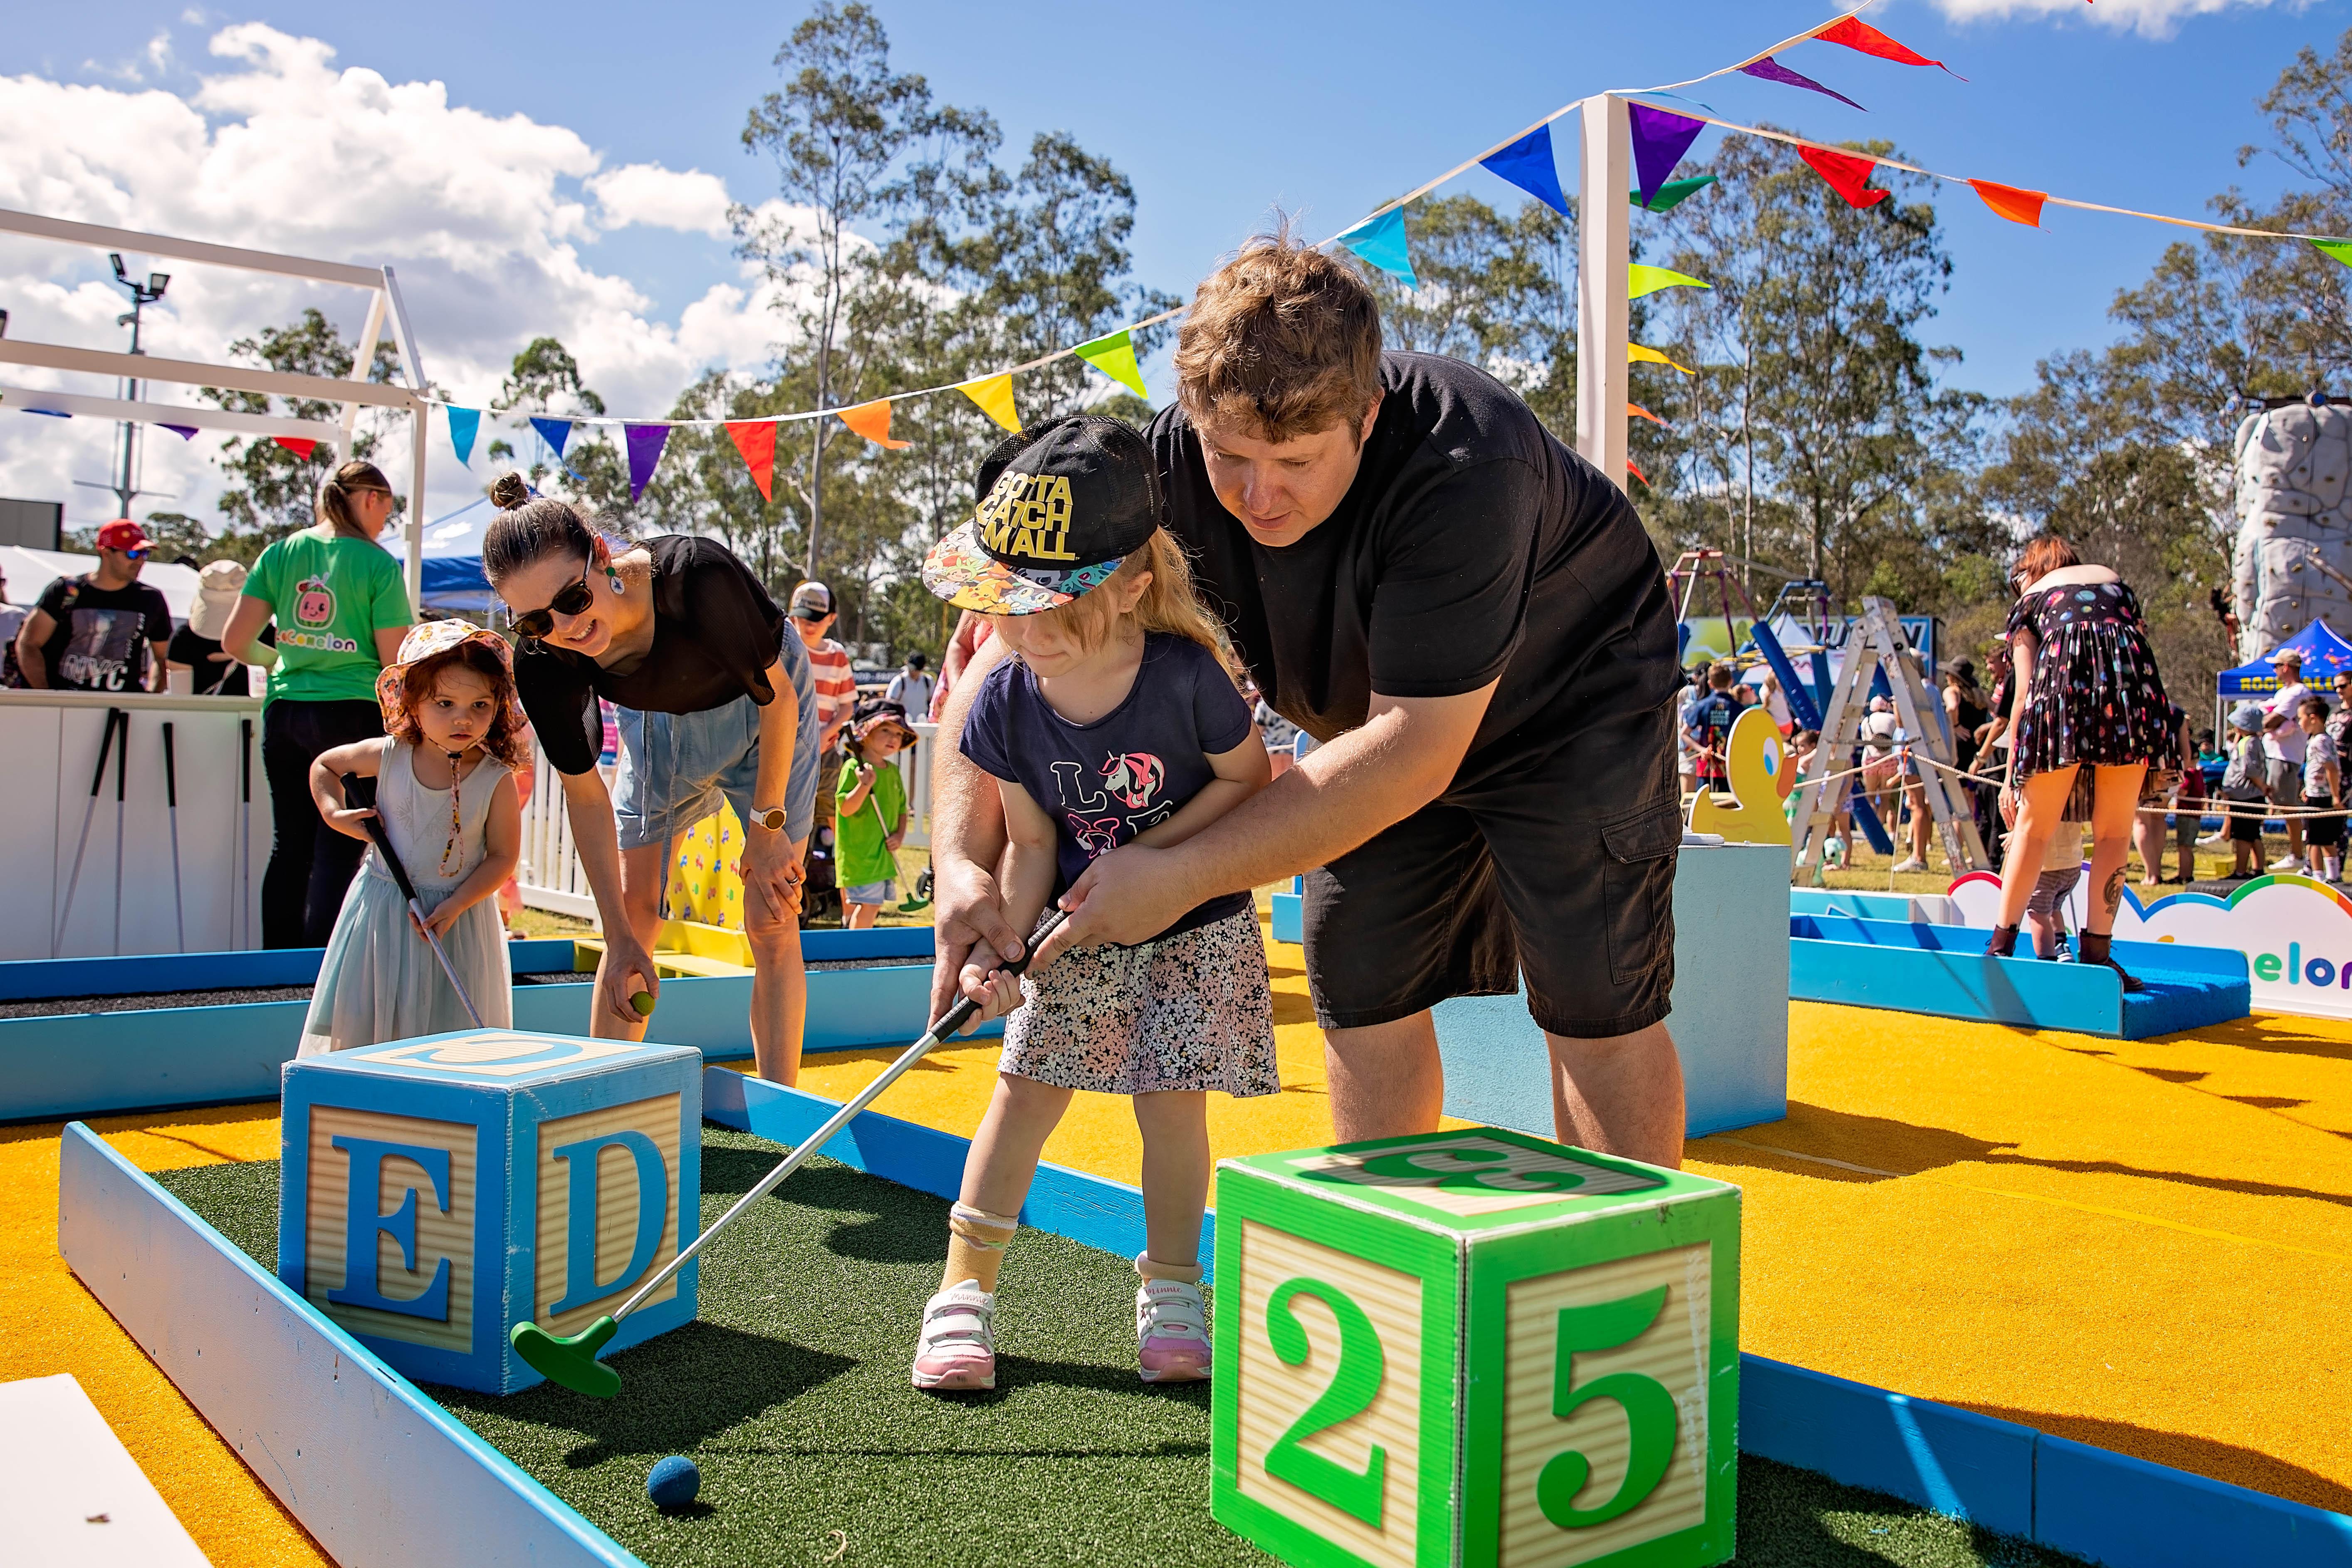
[961,633,1256,942]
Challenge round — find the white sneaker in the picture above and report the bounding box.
[2197,831,2228,847]
[1890,856,1927,874]
[912,1282,997,1391]
[1135,1277,1212,1383]
[2276,855,2304,873]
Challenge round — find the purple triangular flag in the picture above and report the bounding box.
[1480,124,1568,215]
[625,423,670,501]
[159,423,198,440]
[1740,56,1867,113]
[1628,104,1707,210]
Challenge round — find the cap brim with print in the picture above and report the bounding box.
[921,414,1161,616]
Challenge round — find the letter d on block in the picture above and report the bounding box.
[550,1130,667,1315]
[327,1135,453,1320]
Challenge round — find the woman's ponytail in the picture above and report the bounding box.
[482,471,601,584]
[318,459,392,539]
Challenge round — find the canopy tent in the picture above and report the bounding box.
[0,544,202,618]
[2216,617,2352,698]
[383,496,495,611]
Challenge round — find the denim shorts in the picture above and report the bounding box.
[844,879,896,906]
[613,625,819,851]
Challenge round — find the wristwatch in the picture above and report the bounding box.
[747,806,787,832]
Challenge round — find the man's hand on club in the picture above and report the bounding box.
[1031,843,1194,970]
[929,854,1025,1030]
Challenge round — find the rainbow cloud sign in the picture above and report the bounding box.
[1948,871,2352,1020]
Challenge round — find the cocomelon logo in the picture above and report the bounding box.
[295,575,337,627]
[2249,940,2352,989]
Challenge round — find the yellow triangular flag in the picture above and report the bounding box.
[1630,344,1694,376]
[1627,264,1711,300]
[958,373,1020,433]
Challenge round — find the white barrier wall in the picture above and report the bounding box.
[0,690,271,959]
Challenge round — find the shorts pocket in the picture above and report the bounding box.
[1600,800,1681,985]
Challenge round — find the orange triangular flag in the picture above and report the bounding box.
[1628,402,1669,428]
[838,399,911,450]
[726,420,778,502]
[1969,179,2047,228]
[1627,459,1649,486]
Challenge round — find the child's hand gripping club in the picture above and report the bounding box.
[341,772,487,1029]
[509,908,1065,1399]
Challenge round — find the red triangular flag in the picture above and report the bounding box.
[725,420,777,502]
[272,437,319,459]
[1811,17,1966,79]
[1627,459,1649,487]
[1969,179,2048,228]
[1798,146,1890,209]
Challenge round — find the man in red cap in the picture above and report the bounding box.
[14,519,174,692]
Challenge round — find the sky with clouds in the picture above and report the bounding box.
[0,0,2343,544]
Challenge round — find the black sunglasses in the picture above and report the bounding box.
[512,560,596,642]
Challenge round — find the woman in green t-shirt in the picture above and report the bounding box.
[222,459,415,947]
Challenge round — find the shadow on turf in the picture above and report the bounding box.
[436,1321,858,1468]
[699,1148,949,1266]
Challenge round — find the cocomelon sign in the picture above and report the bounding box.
[1949,870,2352,1020]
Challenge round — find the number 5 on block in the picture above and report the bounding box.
[1212,1127,1740,1568]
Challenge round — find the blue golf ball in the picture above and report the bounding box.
[647,1455,700,1509]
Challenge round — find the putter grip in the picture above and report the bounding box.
[341,773,423,904]
[929,908,1066,1041]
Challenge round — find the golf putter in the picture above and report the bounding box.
[163,721,185,953]
[341,773,486,1029]
[512,907,1070,1398]
[54,707,123,957]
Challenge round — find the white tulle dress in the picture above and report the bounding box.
[300,739,514,1054]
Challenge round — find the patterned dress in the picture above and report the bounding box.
[2005,579,2174,790]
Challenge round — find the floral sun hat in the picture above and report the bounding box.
[376,620,524,738]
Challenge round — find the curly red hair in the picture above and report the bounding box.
[387,639,528,770]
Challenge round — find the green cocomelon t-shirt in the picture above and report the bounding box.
[242,529,413,705]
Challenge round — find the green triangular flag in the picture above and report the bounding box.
[2312,237,2352,270]
[1075,329,1149,399]
[1630,175,1717,213]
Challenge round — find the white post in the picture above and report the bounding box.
[1576,94,1631,489]
[408,405,427,612]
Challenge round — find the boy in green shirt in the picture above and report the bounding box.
[836,704,917,928]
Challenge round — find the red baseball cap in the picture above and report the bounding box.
[95,520,151,552]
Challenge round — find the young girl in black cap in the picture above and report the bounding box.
[911,414,1278,1392]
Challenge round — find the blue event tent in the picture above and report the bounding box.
[386,496,496,611]
[2216,617,2352,698]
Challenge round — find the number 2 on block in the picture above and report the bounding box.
[1536,1283,1679,1529]
[1263,1277,1388,1526]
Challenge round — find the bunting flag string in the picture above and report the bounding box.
[1970,179,2047,228]
[838,399,912,449]
[1631,344,1695,375]
[160,423,198,440]
[1799,146,1890,209]
[726,420,778,501]
[1811,16,1964,79]
[1739,57,1866,113]
[274,438,319,459]
[1336,208,1417,286]
[1481,125,1570,214]
[1073,329,1152,398]
[446,406,479,466]
[528,416,572,457]
[624,423,670,501]
[960,374,1021,433]
[1629,264,1712,300]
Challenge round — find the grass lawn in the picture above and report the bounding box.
[158,1133,2087,1568]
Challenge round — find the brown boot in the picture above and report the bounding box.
[1985,923,2020,958]
[2078,931,2144,992]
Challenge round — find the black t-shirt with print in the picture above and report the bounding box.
[517,535,789,776]
[960,633,1255,943]
[34,576,171,692]
[1147,351,1679,789]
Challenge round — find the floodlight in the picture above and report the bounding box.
[109,252,127,282]
[148,273,168,296]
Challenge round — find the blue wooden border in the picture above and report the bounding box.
[56,1123,644,1568]
[700,1066,1195,1281]
[0,940,579,1002]
[2034,1432,2352,1566]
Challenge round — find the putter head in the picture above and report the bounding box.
[510,1314,621,1398]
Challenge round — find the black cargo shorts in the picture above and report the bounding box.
[1301,698,1679,1039]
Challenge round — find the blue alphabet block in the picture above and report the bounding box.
[277,1030,701,1394]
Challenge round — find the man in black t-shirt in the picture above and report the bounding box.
[930,237,1686,1167]
[15,520,173,693]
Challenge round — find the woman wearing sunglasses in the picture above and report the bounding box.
[222,460,414,947]
[482,471,820,1082]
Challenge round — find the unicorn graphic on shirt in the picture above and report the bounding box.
[1100,752,1165,810]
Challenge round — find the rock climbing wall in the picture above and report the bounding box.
[2234,401,2352,659]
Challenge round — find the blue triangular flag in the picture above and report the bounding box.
[529,416,573,457]
[1336,207,1417,289]
[447,406,479,467]
[1481,125,1568,215]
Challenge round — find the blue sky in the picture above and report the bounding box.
[2,0,2346,524]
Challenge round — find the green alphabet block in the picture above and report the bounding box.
[1212,1127,1739,1568]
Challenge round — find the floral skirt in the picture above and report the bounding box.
[1000,907,1281,1097]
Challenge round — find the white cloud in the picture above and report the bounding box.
[1924,0,2314,39]
[589,164,736,239]
[0,22,799,538]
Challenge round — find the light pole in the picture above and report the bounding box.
[106,252,169,518]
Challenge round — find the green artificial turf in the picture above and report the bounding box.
[160,1135,2088,1568]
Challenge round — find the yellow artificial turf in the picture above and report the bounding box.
[0,1105,333,1568]
[7,928,2350,1563]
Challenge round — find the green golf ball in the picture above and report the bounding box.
[631,990,655,1017]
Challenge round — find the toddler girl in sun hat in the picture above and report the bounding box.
[908,413,1278,1393]
[299,621,524,1053]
